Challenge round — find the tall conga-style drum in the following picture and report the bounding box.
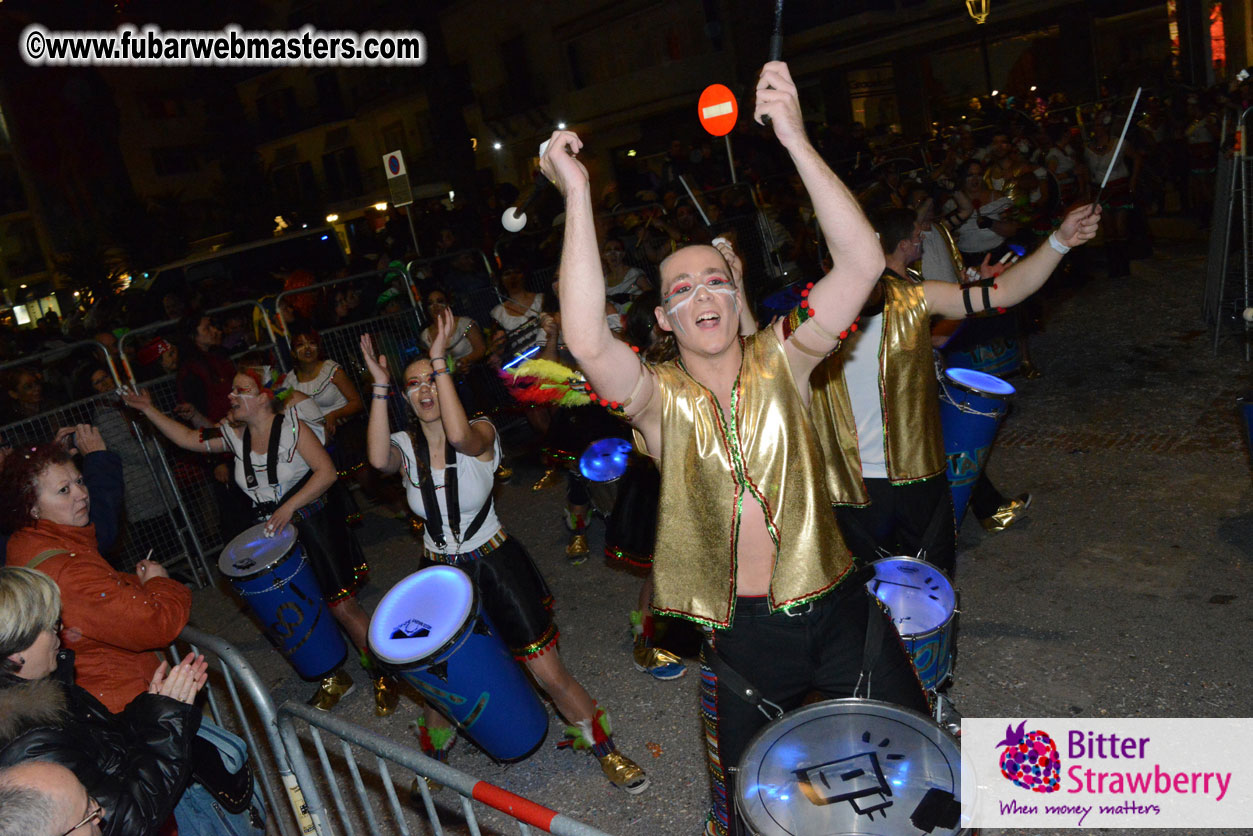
[368,565,548,761]
[219,522,347,679]
[578,436,633,516]
[736,699,966,835]
[938,367,1015,525]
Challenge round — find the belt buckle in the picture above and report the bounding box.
[783,601,814,618]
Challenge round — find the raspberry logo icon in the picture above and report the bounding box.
[996,720,1061,793]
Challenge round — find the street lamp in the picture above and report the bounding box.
[966,0,989,24]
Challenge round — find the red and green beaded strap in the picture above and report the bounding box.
[781,282,862,345]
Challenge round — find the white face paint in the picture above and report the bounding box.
[663,279,738,336]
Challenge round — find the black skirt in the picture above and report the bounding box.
[251,483,369,604]
[422,536,557,660]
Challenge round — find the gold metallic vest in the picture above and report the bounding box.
[810,272,946,506]
[635,328,852,628]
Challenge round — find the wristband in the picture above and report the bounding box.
[433,368,450,377]
[1048,232,1071,255]
[372,393,389,401]
[371,382,390,389]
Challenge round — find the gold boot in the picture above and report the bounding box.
[373,675,400,717]
[633,634,687,680]
[566,533,589,565]
[532,467,562,491]
[308,669,354,711]
[980,493,1032,532]
[598,751,650,794]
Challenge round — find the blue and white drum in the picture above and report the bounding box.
[735,699,966,835]
[865,557,957,692]
[368,565,548,761]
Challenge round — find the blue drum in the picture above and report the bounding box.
[219,522,346,680]
[866,557,957,692]
[946,335,1022,377]
[368,566,548,762]
[938,367,1015,525]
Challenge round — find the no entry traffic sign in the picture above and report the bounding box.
[698,84,737,137]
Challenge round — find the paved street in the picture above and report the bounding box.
[187,226,1253,835]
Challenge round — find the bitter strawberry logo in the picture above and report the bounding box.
[996,721,1061,793]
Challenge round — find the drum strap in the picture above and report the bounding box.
[418,440,495,552]
[701,642,784,721]
[241,415,286,490]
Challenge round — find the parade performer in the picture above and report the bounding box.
[360,320,649,794]
[810,203,1099,576]
[546,62,929,836]
[123,367,399,716]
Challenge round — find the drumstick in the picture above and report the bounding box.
[760,0,786,128]
[1092,87,1141,206]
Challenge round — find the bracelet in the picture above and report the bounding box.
[371,383,390,390]
[1047,232,1071,255]
[372,393,390,401]
[432,368,450,378]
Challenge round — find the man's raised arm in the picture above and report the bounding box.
[542,132,656,414]
[755,62,883,378]
[926,204,1100,318]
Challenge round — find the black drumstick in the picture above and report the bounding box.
[761,0,785,128]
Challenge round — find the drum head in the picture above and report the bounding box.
[218,522,297,578]
[369,566,475,666]
[736,699,963,836]
[866,557,956,637]
[943,367,1015,399]
[578,437,632,483]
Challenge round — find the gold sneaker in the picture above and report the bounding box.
[598,751,649,794]
[308,669,354,711]
[531,468,562,491]
[980,493,1032,532]
[374,675,400,717]
[633,636,687,681]
[566,533,589,564]
[494,464,514,482]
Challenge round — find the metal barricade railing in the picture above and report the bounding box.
[277,700,617,836]
[171,626,320,836]
[277,270,429,434]
[1207,106,1252,359]
[0,342,209,583]
[407,248,501,329]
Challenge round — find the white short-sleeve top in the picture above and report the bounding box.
[219,406,319,505]
[284,360,349,415]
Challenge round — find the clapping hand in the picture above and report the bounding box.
[428,307,457,360]
[149,652,209,705]
[359,334,389,385]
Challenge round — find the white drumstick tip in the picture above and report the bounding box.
[539,139,551,157]
[501,207,527,232]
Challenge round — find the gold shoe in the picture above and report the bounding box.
[980,493,1032,532]
[374,675,400,717]
[408,515,424,535]
[495,464,514,482]
[1020,360,1042,380]
[308,669,354,711]
[598,751,649,794]
[531,468,562,491]
[633,637,687,681]
[566,533,589,564]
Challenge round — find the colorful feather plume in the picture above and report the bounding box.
[500,358,592,407]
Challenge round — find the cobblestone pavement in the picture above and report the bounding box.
[186,227,1252,835]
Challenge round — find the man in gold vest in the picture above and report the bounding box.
[545,62,930,836]
[810,204,1099,575]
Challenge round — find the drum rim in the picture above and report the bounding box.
[866,556,957,637]
[218,521,298,579]
[734,697,964,835]
[943,367,1016,399]
[369,565,480,667]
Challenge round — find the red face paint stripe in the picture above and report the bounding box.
[470,782,560,831]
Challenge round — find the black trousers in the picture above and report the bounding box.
[834,474,956,577]
[701,581,930,836]
[968,471,1008,521]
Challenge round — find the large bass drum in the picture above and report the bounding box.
[735,699,966,835]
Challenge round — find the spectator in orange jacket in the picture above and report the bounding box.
[0,440,191,713]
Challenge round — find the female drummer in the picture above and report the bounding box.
[361,314,649,794]
[122,368,400,716]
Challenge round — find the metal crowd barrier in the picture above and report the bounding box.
[277,700,617,836]
[171,625,321,836]
[0,342,209,583]
[408,248,502,329]
[276,269,429,434]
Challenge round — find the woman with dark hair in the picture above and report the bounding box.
[1,443,191,715]
[0,566,209,836]
[942,157,1018,265]
[122,367,398,715]
[418,285,487,372]
[361,316,649,794]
